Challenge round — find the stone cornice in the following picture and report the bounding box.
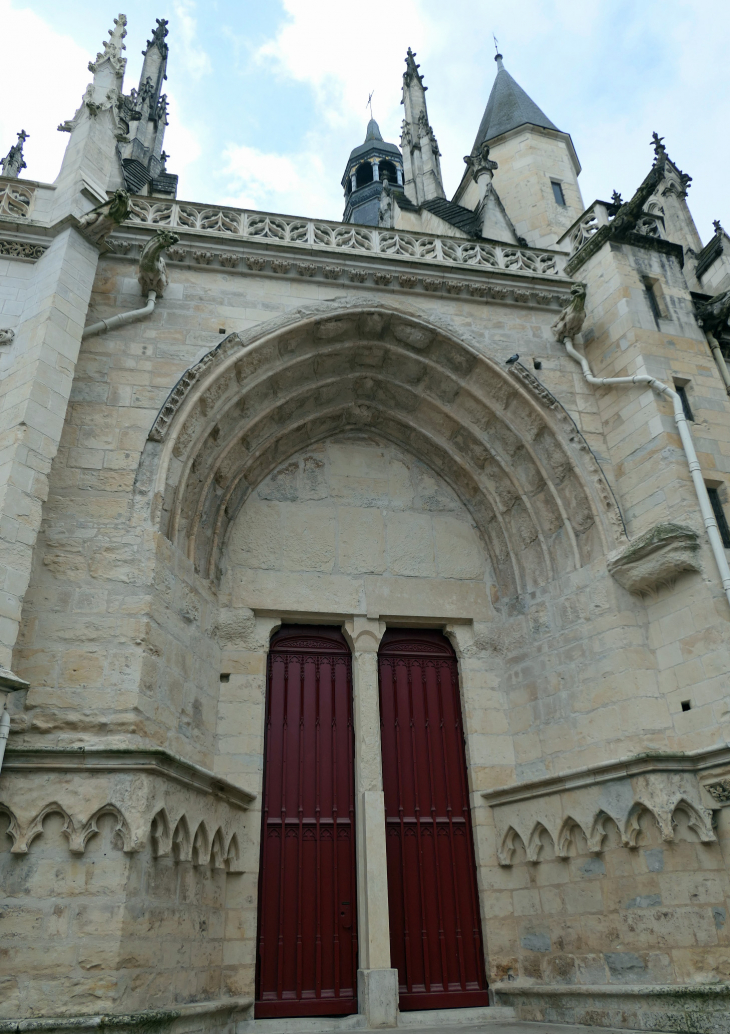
[103,229,572,310]
[482,742,730,806]
[3,746,256,809]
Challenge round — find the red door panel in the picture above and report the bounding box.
[256,626,358,1017]
[378,629,489,1011]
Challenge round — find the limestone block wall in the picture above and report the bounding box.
[487,128,584,250]
[570,239,730,757]
[0,750,255,1020]
[0,810,251,1018]
[8,257,576,747]
[477,802,730,993]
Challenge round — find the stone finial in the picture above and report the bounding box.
[88,13,128,76]
[138,229,180,296]
[551,282,587,343]
[611,190,623,207]
[145,17,169,57]
[77,189,130,245]
[464,142,498,183]
[1,130,29,178]
[713,218,723,235]
[651,131,667,160]
[403,48,424,88]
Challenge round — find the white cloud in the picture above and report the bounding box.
[0,0,90,184]
[172,0,212,80]
[221,142,333,219]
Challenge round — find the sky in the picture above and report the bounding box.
[1,0,728,244]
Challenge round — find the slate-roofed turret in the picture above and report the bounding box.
[472,54,559,151]
[341,119,404,225]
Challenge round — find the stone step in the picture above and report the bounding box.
[240,1016,367,1034]
[240,1006,518,1034]
[398,1007,517,1027]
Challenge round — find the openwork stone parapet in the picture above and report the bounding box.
[484,744,730,865]
[0,747,256,868]
[0,177,36,220]
[105,196,569,275]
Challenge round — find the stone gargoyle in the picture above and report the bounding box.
[552,281,587,343]
[138,228,181,296]
[77,189,130,245]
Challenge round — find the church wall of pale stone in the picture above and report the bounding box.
[3,14,730,1033]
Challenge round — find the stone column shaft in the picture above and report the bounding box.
[350,619,398,1027]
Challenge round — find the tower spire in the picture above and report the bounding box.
[471,54,558,153]
[117,17,177,198]
[400,48,445,205]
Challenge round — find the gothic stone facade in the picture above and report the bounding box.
[1,15,730,1034]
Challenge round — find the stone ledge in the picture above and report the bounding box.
[493,984,730,1034]
[2,746,255,810]
[0,996,253,1034]
[482,742,730,806]
[494,984,730,997]
[606,522,701,595]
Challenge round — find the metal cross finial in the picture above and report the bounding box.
[366,91,374,120]
[17,130,29,146]
[493,34,499,55]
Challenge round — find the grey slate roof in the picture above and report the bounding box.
[472,56,559,151]
[347,119,401,163]
[421,198,483,237]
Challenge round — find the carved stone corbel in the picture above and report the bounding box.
[607,522,701,595]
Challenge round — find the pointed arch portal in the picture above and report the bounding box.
[142,298,622,605]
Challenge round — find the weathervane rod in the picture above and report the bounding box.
[493,33,499,55]
[366,90,374,120]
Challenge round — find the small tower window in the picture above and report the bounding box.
[707,485,730,548]
[551,181,566,206]
[673,380,694,422]
[642,276,669,323]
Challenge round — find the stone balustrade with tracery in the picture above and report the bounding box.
[124,196,567,276]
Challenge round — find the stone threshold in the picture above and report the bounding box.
[0,996,253,1032]
[482,743,730,805]
[2,746,256,810]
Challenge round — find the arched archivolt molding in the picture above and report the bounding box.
[138,297,625,601]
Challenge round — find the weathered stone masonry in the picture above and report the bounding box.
[1,16,730,1034]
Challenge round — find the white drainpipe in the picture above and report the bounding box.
[564,339,730,608]
[705,330,730,395]
[0,668,28,775]
[82,291,157,340]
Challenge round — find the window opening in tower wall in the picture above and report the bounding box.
[551,181,566,206]
[674,382,694,422]
[707,486,730,548]
[643,277,669,323]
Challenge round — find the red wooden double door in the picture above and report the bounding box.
[255,626,488,1016]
